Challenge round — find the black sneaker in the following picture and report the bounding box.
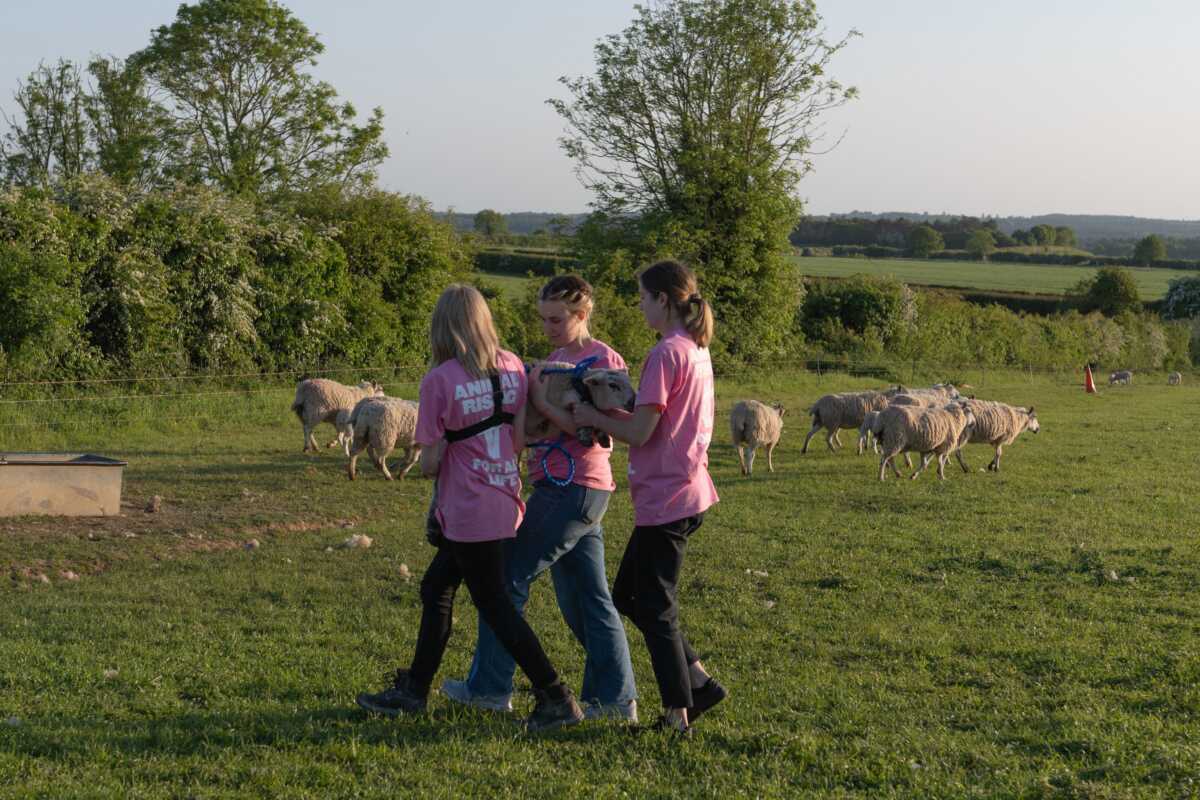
[525,685,584,733]
[356,669,428,717]
[652,714,693,739]
[688,677,727,723]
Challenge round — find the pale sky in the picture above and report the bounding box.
[3,1,1198,219]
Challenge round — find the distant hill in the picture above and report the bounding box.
[832,211,1200,246]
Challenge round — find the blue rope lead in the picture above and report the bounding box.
[528,435,575,487]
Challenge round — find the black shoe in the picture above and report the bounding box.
[652,714,693,739]
[525,685,584,733]
[688,677,727,723]
[356,669,428,717]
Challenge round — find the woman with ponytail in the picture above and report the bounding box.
[573,259,726,736]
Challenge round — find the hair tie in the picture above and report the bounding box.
[688,294,701,304]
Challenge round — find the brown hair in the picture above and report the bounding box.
[539,274,595,320]
[429,284,500,378]
[638,260,714,348]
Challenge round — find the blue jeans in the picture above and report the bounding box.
[466,480,637,706]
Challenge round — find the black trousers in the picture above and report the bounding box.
[409,538,561,694]
[611,514,704,709]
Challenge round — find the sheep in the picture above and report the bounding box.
[526,362,636,447]
[333,409,355,456]
[730,400,786,476]
[292,378,384,453]
[803,386,907,454]
[952,400,1039,473]
[854,385,956,456]
[346,397,420,481]
[877,402,975,481]
[1109,370,1133,386]
[1168,371,1182,386]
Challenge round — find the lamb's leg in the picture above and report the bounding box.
[377,448,394,481]
[347,436,368,480]
[956,446,971,473]
[936,453,948,480]
[856,431,867,455]
[802,421,822,454]
[824,428,837,453]
[989,445,1003,472]
[904,453,914,470]
[745,447,757,477]
[397,446,420,479]
[911,452,934,480]
[767,443,776,473]
[735,444,747,476]
[833,430,844,449]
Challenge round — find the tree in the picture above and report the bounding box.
[550,0,858,359]
[966,229,996,261]
[473,209,507,238]
[0,60,91,186]
[1054,226,1077,248]
[83,56,175,190]
[1133,234,1167,266]
[1163,275,1200,320]
[547,214,573,239]
[1071,267,1141,316]
[131,0,387,197]
[907,225,944,258]
[1031,224,1056,247]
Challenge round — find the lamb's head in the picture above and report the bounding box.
[357,380,385,396]
[582,369,636,412]
[1024,406,1039,434]
[772,402,786,421]
[940,383,960,399]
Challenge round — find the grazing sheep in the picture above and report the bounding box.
[346,397,420,481]
[292,378,384,453]
[730,400,786,476]
[953,400,1039,473]
[526,362,636,447]
[1109,370,1133,386]
[877,403,975,481]
[1168,371,1182,386]
[803,387,906,454]
[855,385,954,456]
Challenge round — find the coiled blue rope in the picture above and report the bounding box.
[523,355,600,487]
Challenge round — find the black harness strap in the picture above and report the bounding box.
[443,372,514,443]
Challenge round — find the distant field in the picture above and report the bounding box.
[790,255,1182,299]
[477,271,533,302]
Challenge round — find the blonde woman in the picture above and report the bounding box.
[356,284,583,732]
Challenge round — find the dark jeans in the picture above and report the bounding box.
[409,538,560,695]
[612,514,704,709]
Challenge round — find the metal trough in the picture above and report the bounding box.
[0,453,128,517]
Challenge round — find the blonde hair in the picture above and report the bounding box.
[539,274,594,336]
[429,284,500,378]
[639,260,714,348]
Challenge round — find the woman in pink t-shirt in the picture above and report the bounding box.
[574,260,727,736]
[441,275,638,722]
[356,284,583,733]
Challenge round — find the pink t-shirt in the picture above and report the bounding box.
[414,350,527,542]
[527,339,627,492]
[628,329,719,526]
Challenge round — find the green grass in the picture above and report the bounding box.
[791,255,1184,299]
[477,271,533,302]
[2,370,1199,797]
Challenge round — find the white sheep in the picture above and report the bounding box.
[292,378,384,453]
[526,362,636,447]
[803,386,906,454]
[1168,371,1182,386]
[953,400,1039,473]
[1109,370,1133,386]
[730,400,786,476]
[856,384,959,457]
[333,409,355,456]
[346,397,420,481]
[877,402,975,481]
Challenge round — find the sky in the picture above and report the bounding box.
[3,0,1198,219]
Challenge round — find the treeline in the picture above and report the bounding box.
[0,176,472,383]
[791,215,1013,250]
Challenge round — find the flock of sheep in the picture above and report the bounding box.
[731,383,1040,482]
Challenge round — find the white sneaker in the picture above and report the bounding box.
[583,698,638,723]
[440,678,513,713]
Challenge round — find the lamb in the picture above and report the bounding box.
[1168,371,1182,386]
[803,386,906,454]
[856,384,960,456]
[526,362,636,447]
[346,397,421,481]
[1109,370,1133,386]
[730,400,786,476]
[952,399,1039,473]
[877,402,975,481]
[333,409,355,456]
[292,378,384,452]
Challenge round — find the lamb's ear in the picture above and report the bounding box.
[581,372,604,387]
[1027,406,1035,416]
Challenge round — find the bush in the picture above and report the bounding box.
[475,249,578,277]
[800,275,907,346]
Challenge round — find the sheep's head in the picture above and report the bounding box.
[1024,406,1039,434]
[582,370,636,412]
[358,380,385,396]
[772,402,787,420]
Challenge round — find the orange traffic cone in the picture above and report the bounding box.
[1084,364,1097,394]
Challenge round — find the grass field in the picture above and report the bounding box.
[2,369,1199,797]
[790,255,1184,300]
[476,272,533,303]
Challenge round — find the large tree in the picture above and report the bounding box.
[131,0,387,197]
[0,60,91,186]
[1133,234,1167,266]
[908,225,944,258]
[551,0,857,359]
[83,56,175,190]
